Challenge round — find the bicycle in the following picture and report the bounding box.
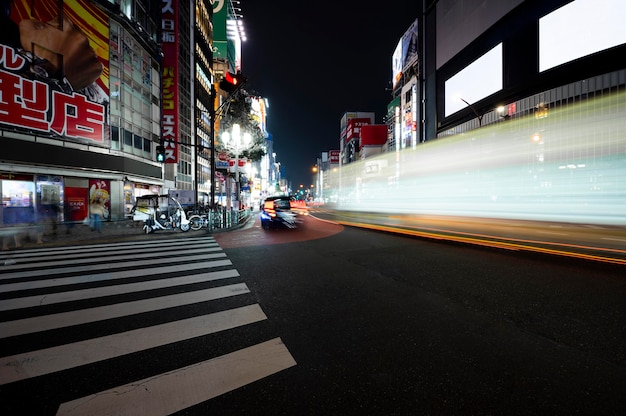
[187,207,223,231]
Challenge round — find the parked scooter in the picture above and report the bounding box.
[131,195,190,234]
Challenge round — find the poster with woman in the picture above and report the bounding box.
[89,179,110,220]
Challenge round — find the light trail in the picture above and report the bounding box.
[328,91,626,226]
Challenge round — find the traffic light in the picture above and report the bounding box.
[156,145,165,162]
[219,72,246,93]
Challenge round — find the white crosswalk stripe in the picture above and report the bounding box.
[0,236,296,415]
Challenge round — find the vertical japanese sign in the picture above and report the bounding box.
[161,0,179,163]
[1,0,109,143]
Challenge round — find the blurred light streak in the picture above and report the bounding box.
[331,92,626,226]
[335,220,626,266]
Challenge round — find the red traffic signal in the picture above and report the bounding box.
[219,72,246,93]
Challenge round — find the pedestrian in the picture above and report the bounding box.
[46,192,60,237]
[65,202,80,234]
[2,201,41,250]
[90,198,105,233]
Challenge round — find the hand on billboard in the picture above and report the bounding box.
[19,15,103,90]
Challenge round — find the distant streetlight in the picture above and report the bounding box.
[222,123,251,211]
[497,105,510,120]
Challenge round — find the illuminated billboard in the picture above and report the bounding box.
[212,0,242,73]
[391,19,418,89]
[444,43,502,117]
[1,0,109,143]
[539,0,626,72]
[161,0,179,163]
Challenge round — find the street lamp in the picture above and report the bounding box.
[459,97,483,127]
[221,123,251,211]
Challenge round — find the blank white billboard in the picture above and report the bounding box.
[540,0,626,72]
[444,43,503,117]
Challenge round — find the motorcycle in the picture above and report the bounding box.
[131,195,191,234]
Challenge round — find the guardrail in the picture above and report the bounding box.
[185,207,251,231]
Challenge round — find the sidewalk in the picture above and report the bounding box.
[1,213,257,251]
[1,219,195,251]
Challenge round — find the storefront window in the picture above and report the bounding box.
[36,175,64,225]
[1,180,35,225]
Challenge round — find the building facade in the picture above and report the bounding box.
[1,0,163,228]
[329,0,625,224]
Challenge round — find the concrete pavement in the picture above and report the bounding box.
[1,210,257,252]
[1,219,180,251]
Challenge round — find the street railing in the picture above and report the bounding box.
[185,206,252,231]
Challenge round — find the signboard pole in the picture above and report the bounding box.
[209,84,216,209]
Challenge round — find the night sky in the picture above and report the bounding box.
[241,1,420,188]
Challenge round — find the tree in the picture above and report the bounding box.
[218,89,266,161]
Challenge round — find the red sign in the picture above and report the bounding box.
[228,159,248,167]
[0,48,104,142]
[1,1,109,143]
[346,118,371,142]
[161,0,179,163]
[329,150,340,164]
[228,158,247,173]
[65,187,88,222]
[360,125,387,146]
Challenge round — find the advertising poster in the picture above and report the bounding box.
[89,179,110,220]
[65,186,88,222]
[1,0,110,143]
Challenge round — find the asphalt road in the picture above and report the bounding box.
[1,212,624,415]
[208,213,626,415]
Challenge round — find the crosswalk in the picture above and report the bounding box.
[0,236,296,415]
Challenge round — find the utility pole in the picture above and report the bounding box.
[209,84,216,209]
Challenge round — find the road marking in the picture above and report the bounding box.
[0,241,220,262]
[56,338,296,416]
[0,238,218,261]
[0,304,268,385]
[0,283,249,338]
[0,269,240,311]
[0,258,232,294]
[0,246,223,271]
[1,256,231,280]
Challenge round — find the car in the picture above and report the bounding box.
[259,195,300,230]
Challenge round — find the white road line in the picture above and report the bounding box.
[0,283,249,339]
[55,337,296,416]
[0,246,223,271]
[0,269,240,311]
[0,241,220,263]
[0,237,217,261]
[1,256,231,280]
[601,237,626,243]
[0,304,269,385]
[0,259,232,294]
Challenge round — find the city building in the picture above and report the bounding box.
[334,0,624,164]
[327,0,625,224]
[422,0,625,139]
[1,0,162,227]
[0,0,261,229]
